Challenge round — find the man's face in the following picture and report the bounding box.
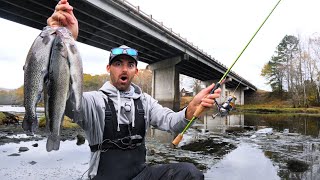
[107,55,138,91]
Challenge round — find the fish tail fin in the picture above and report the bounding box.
[22,118,31,131]
[46,135,60,152]
[22,115,38,134]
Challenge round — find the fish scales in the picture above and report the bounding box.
[23,26,56,133]
[62,27,83,120]
[46,30,70,152]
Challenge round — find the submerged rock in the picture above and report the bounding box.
[287,159,309,172]
[76,134,85,145]
[29,161,37,165]
[8,153,20,156]
[19,147,29,152]
[250,128,273,138]
[181,138,237,156]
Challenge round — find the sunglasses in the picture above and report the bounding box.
[111,47,138,56]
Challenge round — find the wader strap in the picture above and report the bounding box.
[89,91,146,152]
[132,97,146,138]
[102,97,115,140]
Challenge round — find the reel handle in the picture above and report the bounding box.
[193,82,221,117]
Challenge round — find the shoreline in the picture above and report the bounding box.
[236,106,320,114]
[0,123,85,146]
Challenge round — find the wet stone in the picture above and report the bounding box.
[146,156,155,162]
[225,127,245,134]
[168,160,179,163]
[29,161,37,165]
[76,134,85,145]
[19,147,29,152]
[287,159,309,172]
[8,153,20,156]
[0,136,9,140]
[181,138,237,156]
[146,149,156,156]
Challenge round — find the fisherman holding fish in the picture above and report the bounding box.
[47,0,221,179]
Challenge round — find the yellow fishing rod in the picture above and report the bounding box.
[172,0,283,146]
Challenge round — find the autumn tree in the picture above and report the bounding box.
[261,35,299,97]
[83,73,109,91]
[133,69,152,94]
[261,56,285,94]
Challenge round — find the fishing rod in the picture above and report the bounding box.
[172,0,283,146]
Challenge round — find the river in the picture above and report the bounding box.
[0,106,320,179]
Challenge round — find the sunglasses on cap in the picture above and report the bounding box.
[111,47,138,56]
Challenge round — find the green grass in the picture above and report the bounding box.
[237,105,320,114]
[0,112,6,125]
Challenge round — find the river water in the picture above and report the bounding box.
[0,106,320,179]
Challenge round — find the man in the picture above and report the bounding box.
[48,0,221,179]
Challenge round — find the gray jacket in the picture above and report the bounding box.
[66,81,190,178]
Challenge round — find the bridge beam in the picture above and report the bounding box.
[148,56,182,111]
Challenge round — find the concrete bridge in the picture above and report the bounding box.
[0,0,257,111]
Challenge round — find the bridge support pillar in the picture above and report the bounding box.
[148,56,182,111]
[147,56,182,144]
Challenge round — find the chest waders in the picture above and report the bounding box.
[90,93,146,180]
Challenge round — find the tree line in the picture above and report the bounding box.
[0,69,152,105]
[261,34,320,107]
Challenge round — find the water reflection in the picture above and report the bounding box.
[205,143,280,180]
[202,113,320,180]
[203,112,320,137]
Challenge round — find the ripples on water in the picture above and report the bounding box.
[201,113,320,180]
[1,107,320,179]
[206,143,280,180]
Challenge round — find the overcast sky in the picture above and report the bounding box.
[0,0,319,90]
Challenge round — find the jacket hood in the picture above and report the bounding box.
[99,81,142,99]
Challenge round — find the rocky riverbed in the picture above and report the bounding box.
[1,111,320,180]
[0,117,239,180]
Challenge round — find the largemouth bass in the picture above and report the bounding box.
[46,30,70,152]
[23,26,56,133]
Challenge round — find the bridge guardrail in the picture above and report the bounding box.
[115,0,247,84]
[116,1,223,63]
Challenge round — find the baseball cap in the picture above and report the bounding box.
[109,45,138,65]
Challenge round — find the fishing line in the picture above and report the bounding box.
[172,0,283,146]
[231,79,242,96]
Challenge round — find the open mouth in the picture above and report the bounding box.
[120,75,128,82]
